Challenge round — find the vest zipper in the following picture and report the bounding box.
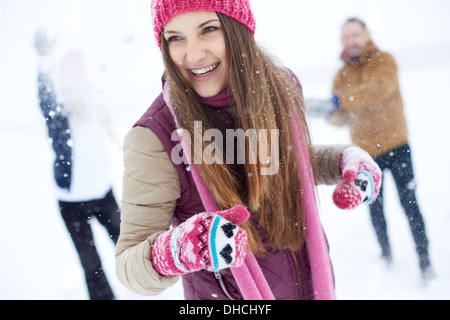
[290,250,304,300]
[216,254,302,300]
[214,271,235,300]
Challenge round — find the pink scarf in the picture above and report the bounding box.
[163,84,335,300]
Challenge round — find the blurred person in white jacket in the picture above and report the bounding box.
[34,30,120,300]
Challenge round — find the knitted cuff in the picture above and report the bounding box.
[152,228,182,277]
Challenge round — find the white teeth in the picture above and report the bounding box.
[191,63,218,76]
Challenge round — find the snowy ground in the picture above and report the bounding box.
[1,0,449,300]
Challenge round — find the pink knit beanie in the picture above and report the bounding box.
[151,0,256,48]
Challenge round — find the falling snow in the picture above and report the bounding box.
[1,0,450,300]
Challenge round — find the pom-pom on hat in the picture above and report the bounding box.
[151,0,256,49]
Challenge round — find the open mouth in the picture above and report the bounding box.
[189,63,219,77]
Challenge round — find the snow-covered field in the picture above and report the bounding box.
[1,0,449,300]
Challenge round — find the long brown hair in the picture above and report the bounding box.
[161,13,313,255]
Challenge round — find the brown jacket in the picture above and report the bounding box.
[115,125,347,297]
[330,41,409,157]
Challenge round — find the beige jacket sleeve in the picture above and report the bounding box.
[115,126,181,296]
[312,145,347,185]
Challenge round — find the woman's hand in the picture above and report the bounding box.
[333,147,382,210]
[152,205,250,276]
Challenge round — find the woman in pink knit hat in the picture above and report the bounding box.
[115,0,382,300]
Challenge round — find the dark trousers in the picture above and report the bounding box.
[369,143,430,270]
[59,189,121,300]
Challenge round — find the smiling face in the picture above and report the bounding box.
[341,21,370,57]
[163,11,229,98]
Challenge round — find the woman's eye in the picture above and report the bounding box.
[167,36,182,43]
[203,26,219,34]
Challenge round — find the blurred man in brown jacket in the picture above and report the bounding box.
[329,18,432,281]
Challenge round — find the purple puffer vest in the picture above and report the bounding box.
[134,93,314,300]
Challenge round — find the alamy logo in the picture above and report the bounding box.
[171,121,280,176]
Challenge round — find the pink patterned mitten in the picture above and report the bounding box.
[152,205,250,277]
[333,147,382,210]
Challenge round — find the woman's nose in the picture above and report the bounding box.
[186,40,207,66]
